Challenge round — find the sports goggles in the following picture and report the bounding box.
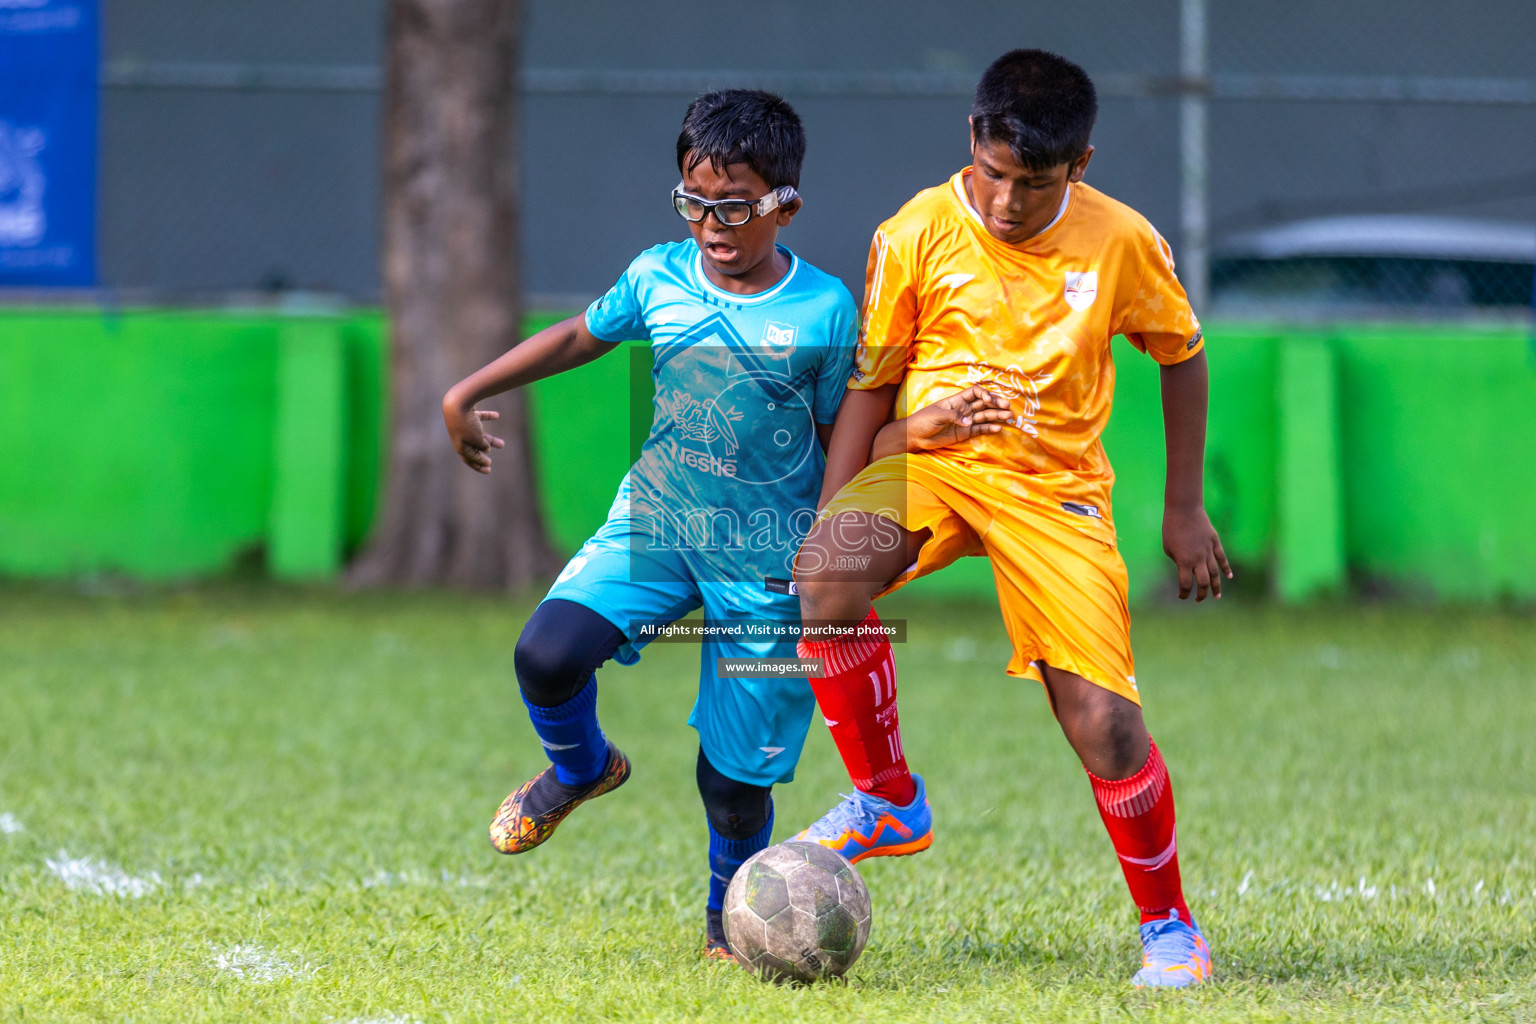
[671,184,799,227]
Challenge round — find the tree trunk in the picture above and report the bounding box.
[351,0,559,590]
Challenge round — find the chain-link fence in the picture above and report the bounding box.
[83,0,1536,322]
[1195,0,1536,321]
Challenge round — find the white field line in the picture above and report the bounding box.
[45,851,161,897]
[33,845,1528,915]
[358,867,492,890]
[211,943,319,983]
[170,862,1536,909]
[356,868,1531,910]
[360,869,415,889]
[1215,872,1532,906]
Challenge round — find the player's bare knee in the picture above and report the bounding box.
[795,576,868,625]
[1048,671,1149,779]
[1072,703,1149,779]
[794,515,852,583]
[793,575,827,621]
[1097,710,1151,778]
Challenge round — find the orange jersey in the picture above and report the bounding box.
[852,170,1202,525]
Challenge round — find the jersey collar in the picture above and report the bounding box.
[951,169,1072,247]
[689,244,800,304]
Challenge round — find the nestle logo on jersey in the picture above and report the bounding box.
[679,446,737,477]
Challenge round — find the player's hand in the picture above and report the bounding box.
[902,386,1016,452]
[1162,505,1233,601]
[443,399,505,474]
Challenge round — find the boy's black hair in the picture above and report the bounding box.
[971,49,1097,170]
[676,89,805,189]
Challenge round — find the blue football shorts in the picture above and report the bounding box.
[542,515,815,788]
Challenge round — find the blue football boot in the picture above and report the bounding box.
[793,775,933,864]
[1133,909,1212,988]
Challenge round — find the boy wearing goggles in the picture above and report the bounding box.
[442,89,857,959]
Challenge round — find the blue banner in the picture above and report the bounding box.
[0,0,97,286]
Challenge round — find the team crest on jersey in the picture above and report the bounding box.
[762,321,797,347]
[1063,271,1098,311]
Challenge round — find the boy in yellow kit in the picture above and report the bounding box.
[791,49,1231,987]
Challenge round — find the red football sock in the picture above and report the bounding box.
[1087,737,1193,925]
[797,608,916,806]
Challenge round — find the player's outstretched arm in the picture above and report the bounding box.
[816,383,900,510]
[1160,349,1233,600]
[442,314,618,474]
[869,386,1015,461]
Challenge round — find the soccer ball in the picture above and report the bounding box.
[722,841,871,983]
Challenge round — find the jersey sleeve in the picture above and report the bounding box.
[1118,227,1204,365]
[811,291,859,424]
[848,229,919,390]
[584,259,651,343]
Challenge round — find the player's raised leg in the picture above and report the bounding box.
[792,511,933,863]
[696,748,774,960]
[1043,666,1211,987]
[488,599,632,854]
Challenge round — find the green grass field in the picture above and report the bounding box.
[0,585,1532,1022]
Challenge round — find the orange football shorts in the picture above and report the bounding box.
[808,452,1140,705]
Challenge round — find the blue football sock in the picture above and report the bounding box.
[707,803,774,911]
[523,676,608,786]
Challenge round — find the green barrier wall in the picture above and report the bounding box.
[1334,328,1536,600]
[1,309,1531,602]
[0,310,388,580]
[1,311,279,577]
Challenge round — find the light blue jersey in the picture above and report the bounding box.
[587,240,857,592]
[544,240,857,785]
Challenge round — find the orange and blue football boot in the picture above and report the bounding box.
[1133,909,1212,988]
[793,775,933,864]
[488,741,630,854]
[703,909,738,964]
